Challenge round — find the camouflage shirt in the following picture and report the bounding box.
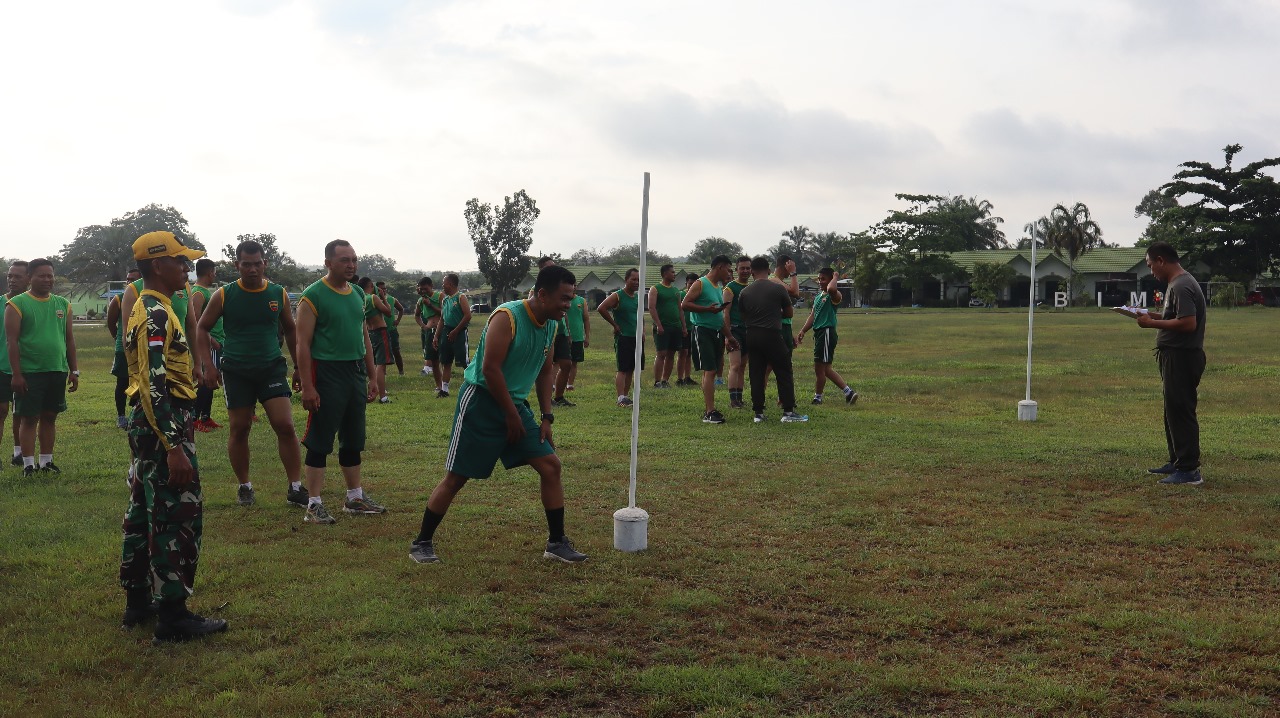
[124,289,196,450]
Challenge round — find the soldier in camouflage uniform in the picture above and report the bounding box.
[118,231,228,643]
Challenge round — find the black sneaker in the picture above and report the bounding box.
[702,410,726,424]
[753,413,766,423]
[544,535,588,563]
[661,381,673,389]
[845,390,859,405]
[40,462,61,475]
[21,465,36,478]
[436,389,449,398]
[10,455,21,468]
[153,609,229,644]
[1147,462,1176,475]
[811,396,823,405]
[409,540,440,564]
[617,396,633,407]
[1158,469,1204,486]
[286,485,308,507]
[552,396,576,407]
[729,399,744,409]
[121,601,158,630]
[237,485,255,506]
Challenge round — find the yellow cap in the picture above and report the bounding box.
[132,231,206,262]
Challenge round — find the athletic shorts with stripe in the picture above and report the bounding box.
[223,356,291,410]
[438,324,469,368]
[813,327,838,364]
[301,359,367,455]
[445,383,554,479]
[421,327,438,361]
[370,327,393,365]
[689,326,723,373]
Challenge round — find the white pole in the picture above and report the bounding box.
[615,173,650,551]
[1019,235,1038,421]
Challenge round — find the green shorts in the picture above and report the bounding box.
[222,356,291,410]
[614,335,644,373]
[553,333,572,363]
[370,326,393,366]
[813,326,838,364]
[0,371,11,402]
[689,326,724,373]
[421,327,438,361]
[445,383,555,479]
[14,371,68,417]
[653,323,684,352]
[111,350,128,378]
[387,326,401,353]
[301,360,367,455]
[570,340,585,363]
[781,325,796,352]
[730,325,747,353]
[438,324,469,368]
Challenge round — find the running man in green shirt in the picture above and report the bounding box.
[188,259,224,432]
[723,256,752,408]
[796,268,857,405]
[413,277,443,391]
[5,258,79,475]
[647,263,687,389]
[680,256,738,424]
[1,260,30,467]
[433,273,471,397]
[295,240,386,524]
[195,239,307,508]
[410,265,587,565]
[596,268,642,406]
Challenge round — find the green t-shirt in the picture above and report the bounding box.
[726,280,748,326]
[190,284,226,345]
[681,289,691,328]
[0,295,13,373]
[9,292,70,373]
[463,300,554,403]
[383,294,399,334]
[812,291,838,330]
[566,295,586,342]
[417,291,442,321]
[688,277,725,330]
[613,289,639,337]
[221,279,286,368]
[300,278,368,361]
[441,292,466,326]
[653,282,682,326]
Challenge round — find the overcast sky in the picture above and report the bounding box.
[2,0,1278,272]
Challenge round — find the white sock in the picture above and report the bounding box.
[618,395,627,402]
[814,393,823,399]
[23,456,35,468]
[290,481,302,491]
[39,454,51,465]
[442,382,449,392]
[12,446,20,458]
[240,481,253,490]
[308,496,322,506]
[844,386,854,395]
[346,487,363,501]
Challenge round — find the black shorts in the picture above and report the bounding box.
[571,340,585,363]
[614,335,645,373]
[730,325,747,353]
[553,333,571,362]
[653,323,683,352]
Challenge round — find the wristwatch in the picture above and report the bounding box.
[541,413,554,424]
[71,370,81,377]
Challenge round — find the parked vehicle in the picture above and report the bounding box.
[470,303,492,314]
[1245,288,1280,307]
[968,298,987,307]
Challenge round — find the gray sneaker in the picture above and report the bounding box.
[286,485,308,508]
[1158,470,1203,485]
[304,502,337,524]
[544,536,588,563]
[1148,462,1176,475]
[344,495,387,514]
[237,485,255,506]
[409,540,440,564]
[845,390,858,405]
[781,411,809,423]
[753,413,766,423]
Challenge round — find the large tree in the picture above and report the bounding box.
[58,203,204,286]
[810,231,856,269]
[600,243,672,266]
[969,261,1018,307]
[1156,143,1280,281]
[1028,202,1103,303]
[779,225,814,271]
[687,237,745,264]
[218,233,319,289]
[875,193,1006,304]
[466,189,540,298]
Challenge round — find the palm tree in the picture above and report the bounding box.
[1039,202,1104,303]
[780,225,813,271]
[953,196,1008,249]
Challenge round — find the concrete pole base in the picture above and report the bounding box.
[1018,399,1038,421]
[613,506,649,552]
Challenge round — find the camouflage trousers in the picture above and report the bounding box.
[119,405,202,601]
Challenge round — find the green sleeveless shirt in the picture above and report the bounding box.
[441,292,464,326]
[221,279,286,368]
[653,282,682,326]
[726,280,748,326]
[9,292,70,373]
[566,295,586,342]
[190,284,226,345]
[463,300,555,402]
[688,277,724,330]
[300,278,368,361]
[613,289,638,337]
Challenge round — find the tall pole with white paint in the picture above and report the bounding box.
[1018,234,1039,421]
[615,172,651,551]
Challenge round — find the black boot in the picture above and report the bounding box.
[121,589,157,630]
[153,599,228,644]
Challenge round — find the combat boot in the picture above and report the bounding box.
[153,600,228,644]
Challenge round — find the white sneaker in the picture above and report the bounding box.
[379,395,391,404]
[781,411,809,423]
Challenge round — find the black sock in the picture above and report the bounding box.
[417,507,445,543]
[546,507,565,542]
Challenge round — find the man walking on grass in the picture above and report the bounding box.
[195,239,307,509]
[1136,241,1207,486]
[5,258,79,475]
[796,267,858,406]
[596,268,642,407]
[738,256,807,423]
[648,263,686,390]
[680,255,738,424]
[1,260,30,467]
[410,265,588,565]
[295,240,387,523]
[118,231,226,643]
[433,273,471,398]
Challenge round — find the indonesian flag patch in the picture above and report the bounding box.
[149,335,165,348]
[268,301,280,312]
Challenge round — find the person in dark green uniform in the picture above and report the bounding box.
[358,277,393,404]
[295,240,386,524]
[533,257,577,408]
[563,291,589,392]
[5,258,79,475]
[376,281,406,377]
[105,268,141,431]
[596,268,642,406]
[677,273,697,385]
[1,260,30,466]
[680,255,737,424]
[647,263,686,389]
[433,273,471,397]
[118,230,227,642]
[414,277,443,392]
[771,255,801,356]
[189,259,224,431]
[195,239,306,508]
[797,268,857,405]
[723,257,752,408]
[410,265,587,565]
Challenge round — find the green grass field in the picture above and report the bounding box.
[2,308,1278,717]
